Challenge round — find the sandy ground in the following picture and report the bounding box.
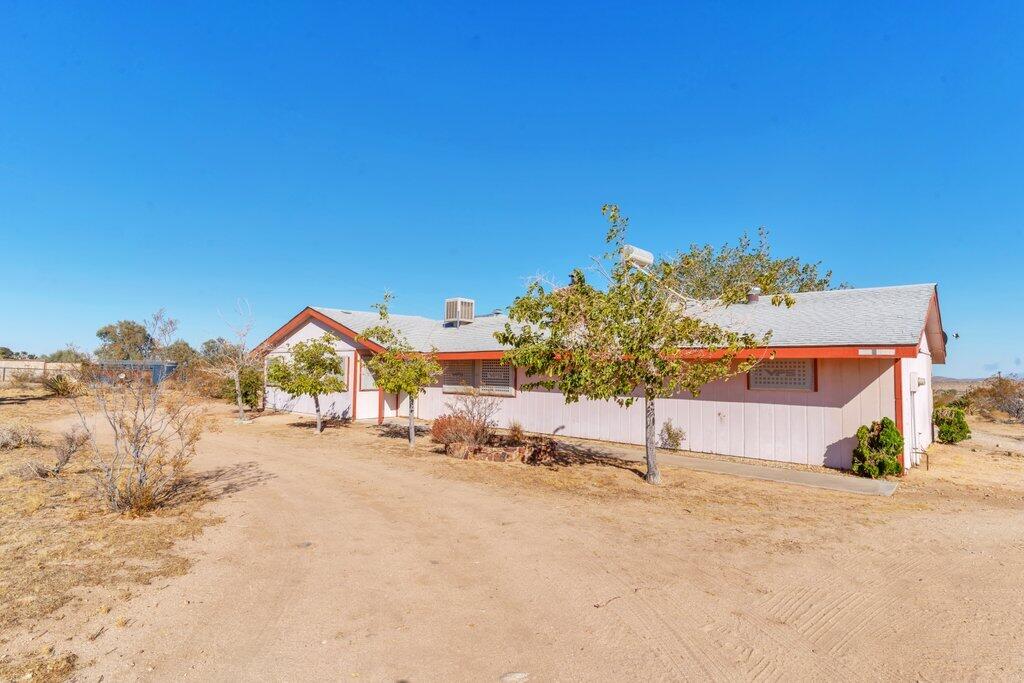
[6,404,1024,681]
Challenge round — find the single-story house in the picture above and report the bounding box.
[257,283,945,470]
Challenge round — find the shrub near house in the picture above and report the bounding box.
[934,406,971,444]
[852,417,904,479]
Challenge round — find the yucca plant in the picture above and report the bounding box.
[43,373,78,397]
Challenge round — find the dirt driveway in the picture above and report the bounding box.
[17,408,1024,681]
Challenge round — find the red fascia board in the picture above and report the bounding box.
[679,345,919,360]
[435,350,506,360]
[433,345,917,361]
[256,307,386,354]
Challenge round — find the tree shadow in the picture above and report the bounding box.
[166,461,275,506]
[286,417,352,431]
[372,422,430,440]
[526,440,646,479]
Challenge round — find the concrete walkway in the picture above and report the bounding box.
[612,448,898,497]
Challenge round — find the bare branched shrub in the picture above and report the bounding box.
[70,311,208,513]
[21,427,88,479]
[963,374,1024,421]
[443,389,502,449]
[0,422,44,450]
[8,371,42,389]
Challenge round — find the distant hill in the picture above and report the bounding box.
[933,376,985,392]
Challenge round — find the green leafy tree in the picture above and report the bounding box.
[672,226,841,303]
[95,320,156,361]
[45,347,89,363]
[0,347,14,359]
[497,205,801,485]
[360,293,442,448]
[267,333,347,434]
[162,340,198,366]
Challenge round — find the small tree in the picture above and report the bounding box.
[497,205,802,485]
[360,293,442,448]
[267,333,347,434]
[205,299,261,422]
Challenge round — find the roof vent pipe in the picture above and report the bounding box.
[746,287,762,304]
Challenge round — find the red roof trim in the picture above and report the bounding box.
[255,307,386,354]
[430,345,918,361]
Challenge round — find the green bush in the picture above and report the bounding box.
[852,417,904,479]
[222,366,264,410]
[934,406,970,444]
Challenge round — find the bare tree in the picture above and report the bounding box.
[210,299,259,423]
[70,310,207,513]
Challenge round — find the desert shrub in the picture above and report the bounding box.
[932,388,959,409]
[962,374,1024,420]
[851,417,904,478]
[8,370,42,388]
[0,422,44,450]
[658,419,685,449]
[23,428,88,479]
[431,414,475,446]
[42,373,78,397]
[443,389,501,448]
[934,406,971,444]
[70,312,208,514]
[507,421,526,445]
[221,365,264,410]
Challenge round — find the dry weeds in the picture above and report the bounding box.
[0,388,222,681]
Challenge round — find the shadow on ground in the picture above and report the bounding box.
[0,392,53,407]
[167,461,275,506]
[286,417,351,431]
[372,423,430,440]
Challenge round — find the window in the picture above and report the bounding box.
[360,360,377,391]
[748,359,815,391]
[480,359,514,396]
[442,360,475,393]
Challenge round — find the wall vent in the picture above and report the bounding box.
[444,298,475,326]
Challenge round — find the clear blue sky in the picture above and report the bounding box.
[2,2,1021,377]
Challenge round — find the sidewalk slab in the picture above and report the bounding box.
[609,449,897,496]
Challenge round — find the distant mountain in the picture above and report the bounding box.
[933,376,984,391]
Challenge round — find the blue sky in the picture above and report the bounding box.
[1,2,1021,377]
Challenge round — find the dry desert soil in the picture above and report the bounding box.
[3,390,1024,681]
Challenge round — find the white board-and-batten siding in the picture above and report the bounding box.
[412,358,896,469]
[264,320,905,469]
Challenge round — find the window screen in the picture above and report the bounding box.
[480,360,514,396]
[749,359,814,391]
[442,360,475,392]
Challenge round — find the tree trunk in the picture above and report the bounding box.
[234,371,247,422]
[313,394,322,434]
[644,391,661,485]
[407,394,416,448]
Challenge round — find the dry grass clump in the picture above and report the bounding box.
[0,647,77,683]
[0,439,218,634]
[0,420,44,450]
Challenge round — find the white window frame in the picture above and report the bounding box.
[442,360,476,394]
[748,359,816,392]
[359,357,377,391]
[479,359,515,397]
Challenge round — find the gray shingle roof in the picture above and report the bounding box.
[696,283,937,347]
[314,283,937,352]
